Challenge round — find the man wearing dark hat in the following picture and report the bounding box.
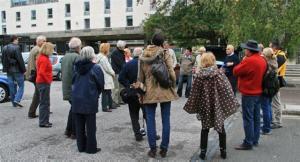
[233,40,267,150]
[1,35,26,107]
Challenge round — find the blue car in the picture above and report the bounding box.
[0,73,9,103]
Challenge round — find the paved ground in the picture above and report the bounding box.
[0,82,299,161]
[0,81,205,161]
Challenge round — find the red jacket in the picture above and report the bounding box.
[36,54,52,84]
[233,53,266,96]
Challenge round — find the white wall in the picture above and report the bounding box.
[0,0,155,35]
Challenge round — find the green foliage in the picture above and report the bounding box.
[143,0,300,57]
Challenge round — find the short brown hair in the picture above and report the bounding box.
[99,43,110,55]
[201,52,216,68]
[39,42,54,56]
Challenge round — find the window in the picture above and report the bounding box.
[126,16,133,26]
[84,1,90,15]
[84,18,90,29]
[31,24,36,27]
[65,4,71,17]
[16,12,21,21]
[48,8,53,18]
[2,25,6,34]
[48,22,53,26]
[126,0,133,12]
[104,17,110,28]
[31,10,36,20]
[104,0,110,14]
[16,25,21,28]
[1,11,6,23]
[65,20,71,30]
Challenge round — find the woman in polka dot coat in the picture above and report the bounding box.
[183,52,239,160]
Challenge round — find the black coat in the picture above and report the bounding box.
[72,59,105,114]
[1,43,26,73]
[111,48,125,74]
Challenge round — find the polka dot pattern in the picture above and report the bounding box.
[183,66,239,132]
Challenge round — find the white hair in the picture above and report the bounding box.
[36,35,46,41]
[116,40,126,49]
[68,37,82,49]
[133,47,143,57]
[80,46,95,61]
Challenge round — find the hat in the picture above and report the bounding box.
[240,40,260,52]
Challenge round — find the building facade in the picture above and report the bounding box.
[0,0,156,53]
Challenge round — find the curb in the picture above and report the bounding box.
[283,110,300,116]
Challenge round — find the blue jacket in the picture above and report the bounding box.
[72,59,104,114]
[223,53,240,77]
[118,57,138,88]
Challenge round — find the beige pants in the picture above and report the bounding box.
[272,91,282,126]
[112,74,123,104]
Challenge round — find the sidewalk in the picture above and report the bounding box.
[211,115,300,162]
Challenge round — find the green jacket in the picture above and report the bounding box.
[25,46,40,80]
[61,51,80,101]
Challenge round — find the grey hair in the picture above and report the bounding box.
[133,47,143,57]
[116,40,126,50]
[36,35,46,41]
[80,46,95,61]
[68,37,82,49]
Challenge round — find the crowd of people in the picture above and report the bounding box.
[1,33,287,159]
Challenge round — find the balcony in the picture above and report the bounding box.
[126,7,133,12]
[11,0,59,7]
[84,11,90,16]
[104,9,110,14]
[65,13,71,17]
[1,19,6,23]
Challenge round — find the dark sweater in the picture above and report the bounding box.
[118,57,138,88]
[111,48,125,74]
[223,53,240,77]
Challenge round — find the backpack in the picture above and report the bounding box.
[262,63,280,97]
[151,50,172,89]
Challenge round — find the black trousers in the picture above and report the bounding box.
[28,83,40,116]
[74,113,97,153]
[128,98,146,137]
[227,75,237,96]
[66,101,76,136]
[201,126,226,150]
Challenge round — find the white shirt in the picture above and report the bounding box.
[168,48,177,68]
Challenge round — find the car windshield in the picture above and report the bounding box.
[49,56,58,65]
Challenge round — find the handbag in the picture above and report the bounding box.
[120,88,139,103]
[28,70,37,83]
[278,76,287,88]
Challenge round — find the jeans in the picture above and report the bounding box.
[260,96,272,133]
[177,74,192,97]
[102,89,113,110]
[128,99,146,137]
[241,95,261,146]
[7,72,24,105]
[37,83,50,125]
[144,102,171,150]
[28,83,40,116]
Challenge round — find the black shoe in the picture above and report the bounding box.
[102,109,112,112]
[28,115,38,119]
[110,106,117,109]
[159,148,167,158]
[177,93,182,97]
[220,148,226,159]
[148,149,156,158]
[39,123,52,128]
[13,101,23,107]
[50,112,53,114]
[69,134,76,139]
[234,143,252,150]
[199,149,206,160]
[271,124,282,129]
[135,135,143,142]
[156,135,160,140]
[86,148,101,154]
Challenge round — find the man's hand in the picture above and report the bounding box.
[226,62,234,67]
